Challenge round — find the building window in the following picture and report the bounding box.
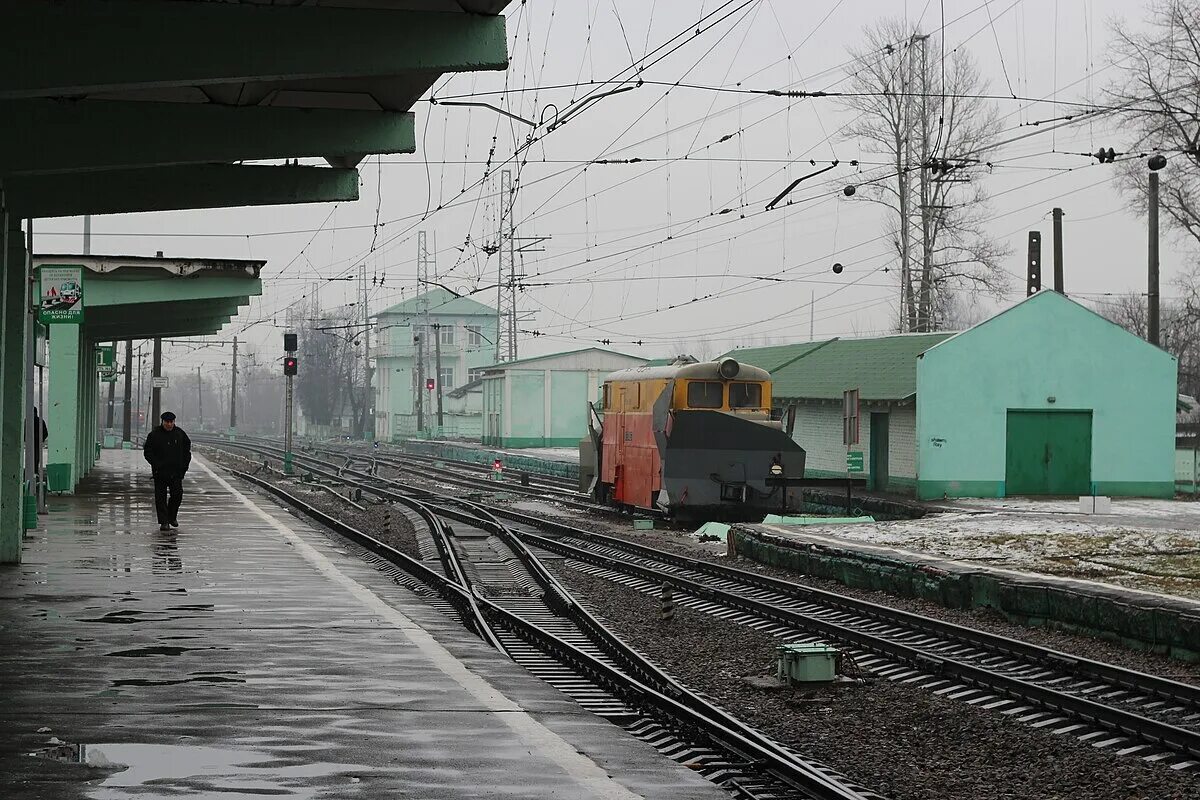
[687,381,723,409]
[439,367,455,390]
[468,368,486,383]
[466,325,484,347]
[438,323,455,346]
[843,388,860,445]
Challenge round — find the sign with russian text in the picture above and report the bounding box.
[38,265,84,324]
[847,451,865,473]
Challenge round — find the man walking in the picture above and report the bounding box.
[143,411,191,531]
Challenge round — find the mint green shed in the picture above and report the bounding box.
[481,348,646,448]
[917,291,1177,499]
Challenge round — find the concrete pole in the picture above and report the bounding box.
[151,336,162,423]
[434,324,444,429]
[229,335,238,434]
[415,334,425,433]
[196,365,203,430]
[1052,207,1065,294]
[105,349,116,430]
[361,264,371,440]
[1149,172,1161,347]
[135,347,143,436]
[122,340,132,442]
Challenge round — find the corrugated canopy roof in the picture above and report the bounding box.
[727,333,954,401]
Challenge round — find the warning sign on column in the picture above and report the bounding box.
[38,266,85,324]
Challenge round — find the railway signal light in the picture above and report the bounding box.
[283,332,297,351]
[426,377,435,390]
[284,357,298,376]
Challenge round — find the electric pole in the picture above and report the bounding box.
[496,169,516,362]
[1052,207,1065,294]
[415,333,425,433]
[105,340,116,430]
[416,233,434,434]
[196,366,203,430]
[1147,155,1167,347]
[122,340,132,443]
[230,335,238,436]
[135,346,144,436]
[360,263,372,440]
[284,328,296,474]
[151,337,162,423]
[434,323,444,429]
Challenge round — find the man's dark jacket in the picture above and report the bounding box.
[143,426,192,478]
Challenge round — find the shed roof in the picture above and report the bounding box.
[375,287,496,318]
[728,332,953,401]
[482,346,645,372]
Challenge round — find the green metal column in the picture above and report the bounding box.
[0,214,27,560]
[47,322,80,492]
[0,210,21,562]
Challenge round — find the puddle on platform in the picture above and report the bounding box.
[45,742,368,799]
[106,645,222,658]
[111,673,245,687]
[79,610,150,624]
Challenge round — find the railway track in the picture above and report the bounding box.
[216,445,878,800]
[202,438,1200,771]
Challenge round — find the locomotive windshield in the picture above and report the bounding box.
[729,382,763,409]
[686,381,724,408]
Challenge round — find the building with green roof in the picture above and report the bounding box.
[372,287,498,440]
[728,291,1177,499]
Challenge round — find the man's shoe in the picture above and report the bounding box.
[159,524,170,531]
[169,520,179,529]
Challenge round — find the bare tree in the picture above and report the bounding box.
[1098,292,1200,396]
[840,19,1009,331]
[296,300,359,429]
[1108,2,1200,318]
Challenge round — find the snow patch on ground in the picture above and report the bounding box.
[787,498,1200,599]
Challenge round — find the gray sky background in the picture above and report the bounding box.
[34,0,1186,372]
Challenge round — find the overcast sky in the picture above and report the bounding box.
[34,0,1186,372]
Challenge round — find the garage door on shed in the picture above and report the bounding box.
[1005,410,1092,495]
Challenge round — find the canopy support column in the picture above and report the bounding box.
[47,323,80,493]
[0,211,26,561]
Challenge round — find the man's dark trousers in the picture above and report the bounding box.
[154,472,183,525]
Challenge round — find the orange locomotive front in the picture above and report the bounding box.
[586,357,806,520]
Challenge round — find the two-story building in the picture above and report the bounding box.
[372,288,498,441]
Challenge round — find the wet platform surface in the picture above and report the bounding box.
[1,450,725,799]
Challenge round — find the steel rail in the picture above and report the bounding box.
[221,456,872,800]
[209,438,1200,718]
[493,507,1200,711]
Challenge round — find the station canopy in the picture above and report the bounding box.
[1,0,511,219]
[32,254,263,341]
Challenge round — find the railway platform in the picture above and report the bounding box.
[0,449,726,800]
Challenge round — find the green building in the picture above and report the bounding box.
[372,288,498,440]
[481,348,647,448]
[729,291,1177,499]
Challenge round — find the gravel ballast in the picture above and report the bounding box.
[553,565,1199,800]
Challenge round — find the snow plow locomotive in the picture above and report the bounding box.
[583,356,805,520]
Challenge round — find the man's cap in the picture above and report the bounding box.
[160,412,176,421]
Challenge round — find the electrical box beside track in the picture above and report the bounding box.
[777,643,839,684]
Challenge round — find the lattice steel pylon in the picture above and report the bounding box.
[495,169,517,363]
